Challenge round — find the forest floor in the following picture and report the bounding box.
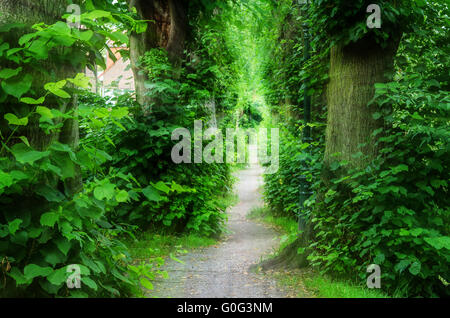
[148,165,299,298]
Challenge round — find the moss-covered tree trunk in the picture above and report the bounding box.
[323,38,398,171]
[127,0,189,106]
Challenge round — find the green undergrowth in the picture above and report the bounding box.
[273,269,389,298]
[125,230,219,297]
[128,191,238,260]
[247,206,298,251]
[125,192,238,296]
[126,232,219,261]
[248,206,390,298]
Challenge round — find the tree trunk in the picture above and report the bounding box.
[166,0,189,67]
[323,37,400,171]
[127,0,189,106]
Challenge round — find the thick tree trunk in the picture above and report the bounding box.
[323,37,398,171]
[0,0,82,193]
[127,0,189,106]
[166,0,189,67]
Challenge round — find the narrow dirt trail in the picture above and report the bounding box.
[150,164,290,298]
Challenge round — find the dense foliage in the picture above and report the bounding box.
[0,1,239,297]
[262,0,449,297]
[0,0,448,299]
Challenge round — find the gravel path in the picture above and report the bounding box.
[149,165,290,298]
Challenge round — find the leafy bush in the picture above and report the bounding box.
[0,79,141,297]
[264,127,323,218]
[95,49,233,235]
[0,14,153,297]
[262,0,449,298]
[305,7,450,296]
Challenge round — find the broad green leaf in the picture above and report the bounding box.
[9,170,29,181]
[49,21,71,35]
[1,73,32,99]
[4,113,28,126]
[67,73,90,89]
[47,267,69,286]
[394,259,410,273]
[142,185,163,202]
[94,183,115,201]
[409,261,421,276]
[152,181,171,194]
[36,106,54,120]
[44,80,71,99]
[111,107,129,119]
[83,10,113,20]
[27,39,49,59]
[0,67,22,79]
[0,42,10,56]
[49,142,73,153]
[43,249,66,266]
[373,252,385,264]
[24,264,53,279]
[35,185,65,202]
[82,277,98,290]
[28,227,43,239]
[8,267,32,286]
[115,190,129,203]
[21,96,45,105]
[18,33,36,46]
[11,143,50,164]
[40,212,59,227]
[0,170,13,188]
[424,236,450,250]
[51,152,75,180]
[140,278,153,290]
[77,30,94,42]
[390,164,408,174]
[8,219,23,235]
[6,48,23,57]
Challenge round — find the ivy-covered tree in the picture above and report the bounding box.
[0,0,83,193]
[261,0,449,297]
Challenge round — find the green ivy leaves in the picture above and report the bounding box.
[10,143,50,165]
[44,80,70,99]
[8,219,23,235]
[424,237,450,251]
[4,113,28,126]
[40,212,59,227]
[24,264,53,280]
[21,96,45,105]
[0,67,22,79]
[1,73,33,99]
[142,185,163,202]
[94,182,116,201]
[115,190,129,203]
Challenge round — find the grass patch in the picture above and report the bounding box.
[248,206,297,234]
[126,231,218,260]
[248,206,298,251]
[249,206,390,298]
[273,269,389,298]
[303,271,389,298]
